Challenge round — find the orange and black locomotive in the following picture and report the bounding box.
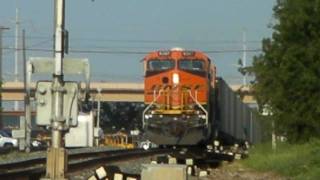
[142,48,216,145]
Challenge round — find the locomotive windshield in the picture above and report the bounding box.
[147,59,174,71]
[179,59,205,71]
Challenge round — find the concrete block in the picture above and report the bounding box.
[187,166,192,175]
[95,166,107,179]
[227,152,234,156]
[245,141,250,149]
[186,165,195,176]
[235,154,242,160]
[141,164,187,180]
[114,173,123,180]
[87,175,97,180]
[199,170,208,177]
[126,177,137,180]
[185,158,193,165]
[168,157,177,164]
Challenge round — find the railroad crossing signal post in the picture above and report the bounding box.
[31,0,90,178]
[46,0,68,179]
[30,57,88,179]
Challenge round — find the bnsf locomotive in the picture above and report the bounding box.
[142,48,216,145]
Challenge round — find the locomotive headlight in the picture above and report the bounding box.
[173,73,180,85]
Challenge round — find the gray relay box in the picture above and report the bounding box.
[35,81,79,127]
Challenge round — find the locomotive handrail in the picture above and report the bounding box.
[142,89,164,128]
[188,90,209,126]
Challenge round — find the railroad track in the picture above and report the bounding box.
[0,142,249,179]
[0,148,175,179]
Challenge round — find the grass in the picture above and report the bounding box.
[242,139,320,180]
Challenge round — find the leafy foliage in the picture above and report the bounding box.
[252,0,320,142]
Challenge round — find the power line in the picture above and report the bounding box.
[2,47,262,55]
[2,35,262,44]
[204,49,261,54]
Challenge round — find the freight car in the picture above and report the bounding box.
[142,48,216,145]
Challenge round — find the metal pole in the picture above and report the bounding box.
[53,0,56,57]
[22,30,26,93]
[22,29,31,152]
[44,0,67,179]
[0,26,10,129]
[242,30,247,86]
[95,88,101,146]
[14,8,20,110]
[53,0,65,151]
[97,88,101,128]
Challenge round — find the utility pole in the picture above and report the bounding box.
[242,30,247,86]
[44,0,68,179]
[53,0,56,56]
[0,26,10,129]
[22,29,31,152]
[96,87,102,146]
[14,8,21,111]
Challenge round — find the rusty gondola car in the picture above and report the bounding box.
[142,48,216,145]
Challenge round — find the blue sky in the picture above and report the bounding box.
[0,0,276,84]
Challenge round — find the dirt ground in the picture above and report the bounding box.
[193,161,288,180]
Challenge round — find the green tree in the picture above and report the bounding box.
[252,0,320,142]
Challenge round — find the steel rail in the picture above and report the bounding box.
[0,148,173,179]
[0,147,121,170]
